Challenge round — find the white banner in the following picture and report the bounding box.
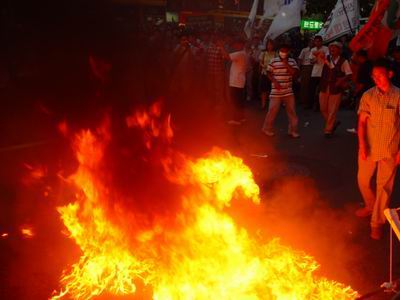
[263,0,306,20]
[263,0,282,19]
[264,0,303,40]
[244,0,260,38]
[318,0,359,42]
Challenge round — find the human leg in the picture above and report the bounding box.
[262,97,281,133]
[371,158,398,227]
[319,91,329,123]
[325,93,341,133]
[357,157,377,215]
[283,95,299,135]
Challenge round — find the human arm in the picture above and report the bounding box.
[357,94,370,160]
[298,49,305,66]
[267,70,282,90]
[358,112,369,160]
[282,58,299,76]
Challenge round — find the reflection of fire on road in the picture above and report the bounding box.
[50,102,358,300]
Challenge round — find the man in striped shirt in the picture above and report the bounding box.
[262,44,300,138]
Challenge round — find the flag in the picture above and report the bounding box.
[349,0,393,60]
[318,0,359,43]
[262,0,306,19]
[262,0,282,19]
[263,0,303,41]
[244,0,260,38]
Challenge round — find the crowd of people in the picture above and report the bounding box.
[140,23,400,241]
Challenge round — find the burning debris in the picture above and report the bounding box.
[20,225,35,239]
[50,103,358,300]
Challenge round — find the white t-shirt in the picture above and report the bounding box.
[309,46,329,77]
[229,51,248,88]
[298,47,312,66]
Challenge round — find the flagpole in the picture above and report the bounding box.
[340,0,354,35]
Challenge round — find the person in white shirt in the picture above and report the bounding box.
[318,41,352,138]
[220,38,248,124]
[308,35,329,110]
[298,39,314,107]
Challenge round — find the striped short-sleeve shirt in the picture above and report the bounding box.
[358,85,400,161]
[267,57,299,98]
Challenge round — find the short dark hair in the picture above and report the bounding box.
[279,44,290,50]
[314,35,323,41]
[373,58,393,71]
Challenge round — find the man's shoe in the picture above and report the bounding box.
[228,120,242,125]
[370,226,383,240]
[355,207,372,218]
[332,121,341,133]
[288,132,300,138]
[346,128,357,134]
[262,130,275,137]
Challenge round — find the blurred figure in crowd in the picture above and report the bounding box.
[346,50,373,133]
[220,38,248,125]
[298,39,314,108]
[308,35,329,110]
[259,39,276,109]
[353,50,374,108]
[318,41,352,138]
[170,34,194,96]
[206,34,226,110]
[246,35,262,102]
[390,46,400,87]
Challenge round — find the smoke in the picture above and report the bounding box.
[228,173,371,292]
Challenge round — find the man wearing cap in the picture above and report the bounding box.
[318,41,352,138]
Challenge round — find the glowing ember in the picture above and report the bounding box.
[20,225,35,239]
[51,105,358,300]
[1,232,9,238]
[22,163,47,185]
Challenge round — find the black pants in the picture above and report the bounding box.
[230,87,245,121]
[308,77,321,109]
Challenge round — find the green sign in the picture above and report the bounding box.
[301,20,323,31]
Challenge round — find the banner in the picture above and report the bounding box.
[244,0,260,38]
[349,0,392,59]
[263,0,303,40]
[263,0,306,20]
[318,0,359,42]
[263,0,282,19]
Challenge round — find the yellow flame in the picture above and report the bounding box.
[51,113,358,300]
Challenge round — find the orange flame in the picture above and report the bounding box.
[20,225,35,239]
[126,100,173,149]
[51,106,358,300]
[22,163,47,186]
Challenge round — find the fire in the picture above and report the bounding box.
[20,225,35,239]
[51,105,358,300]
[22,163,47,185]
